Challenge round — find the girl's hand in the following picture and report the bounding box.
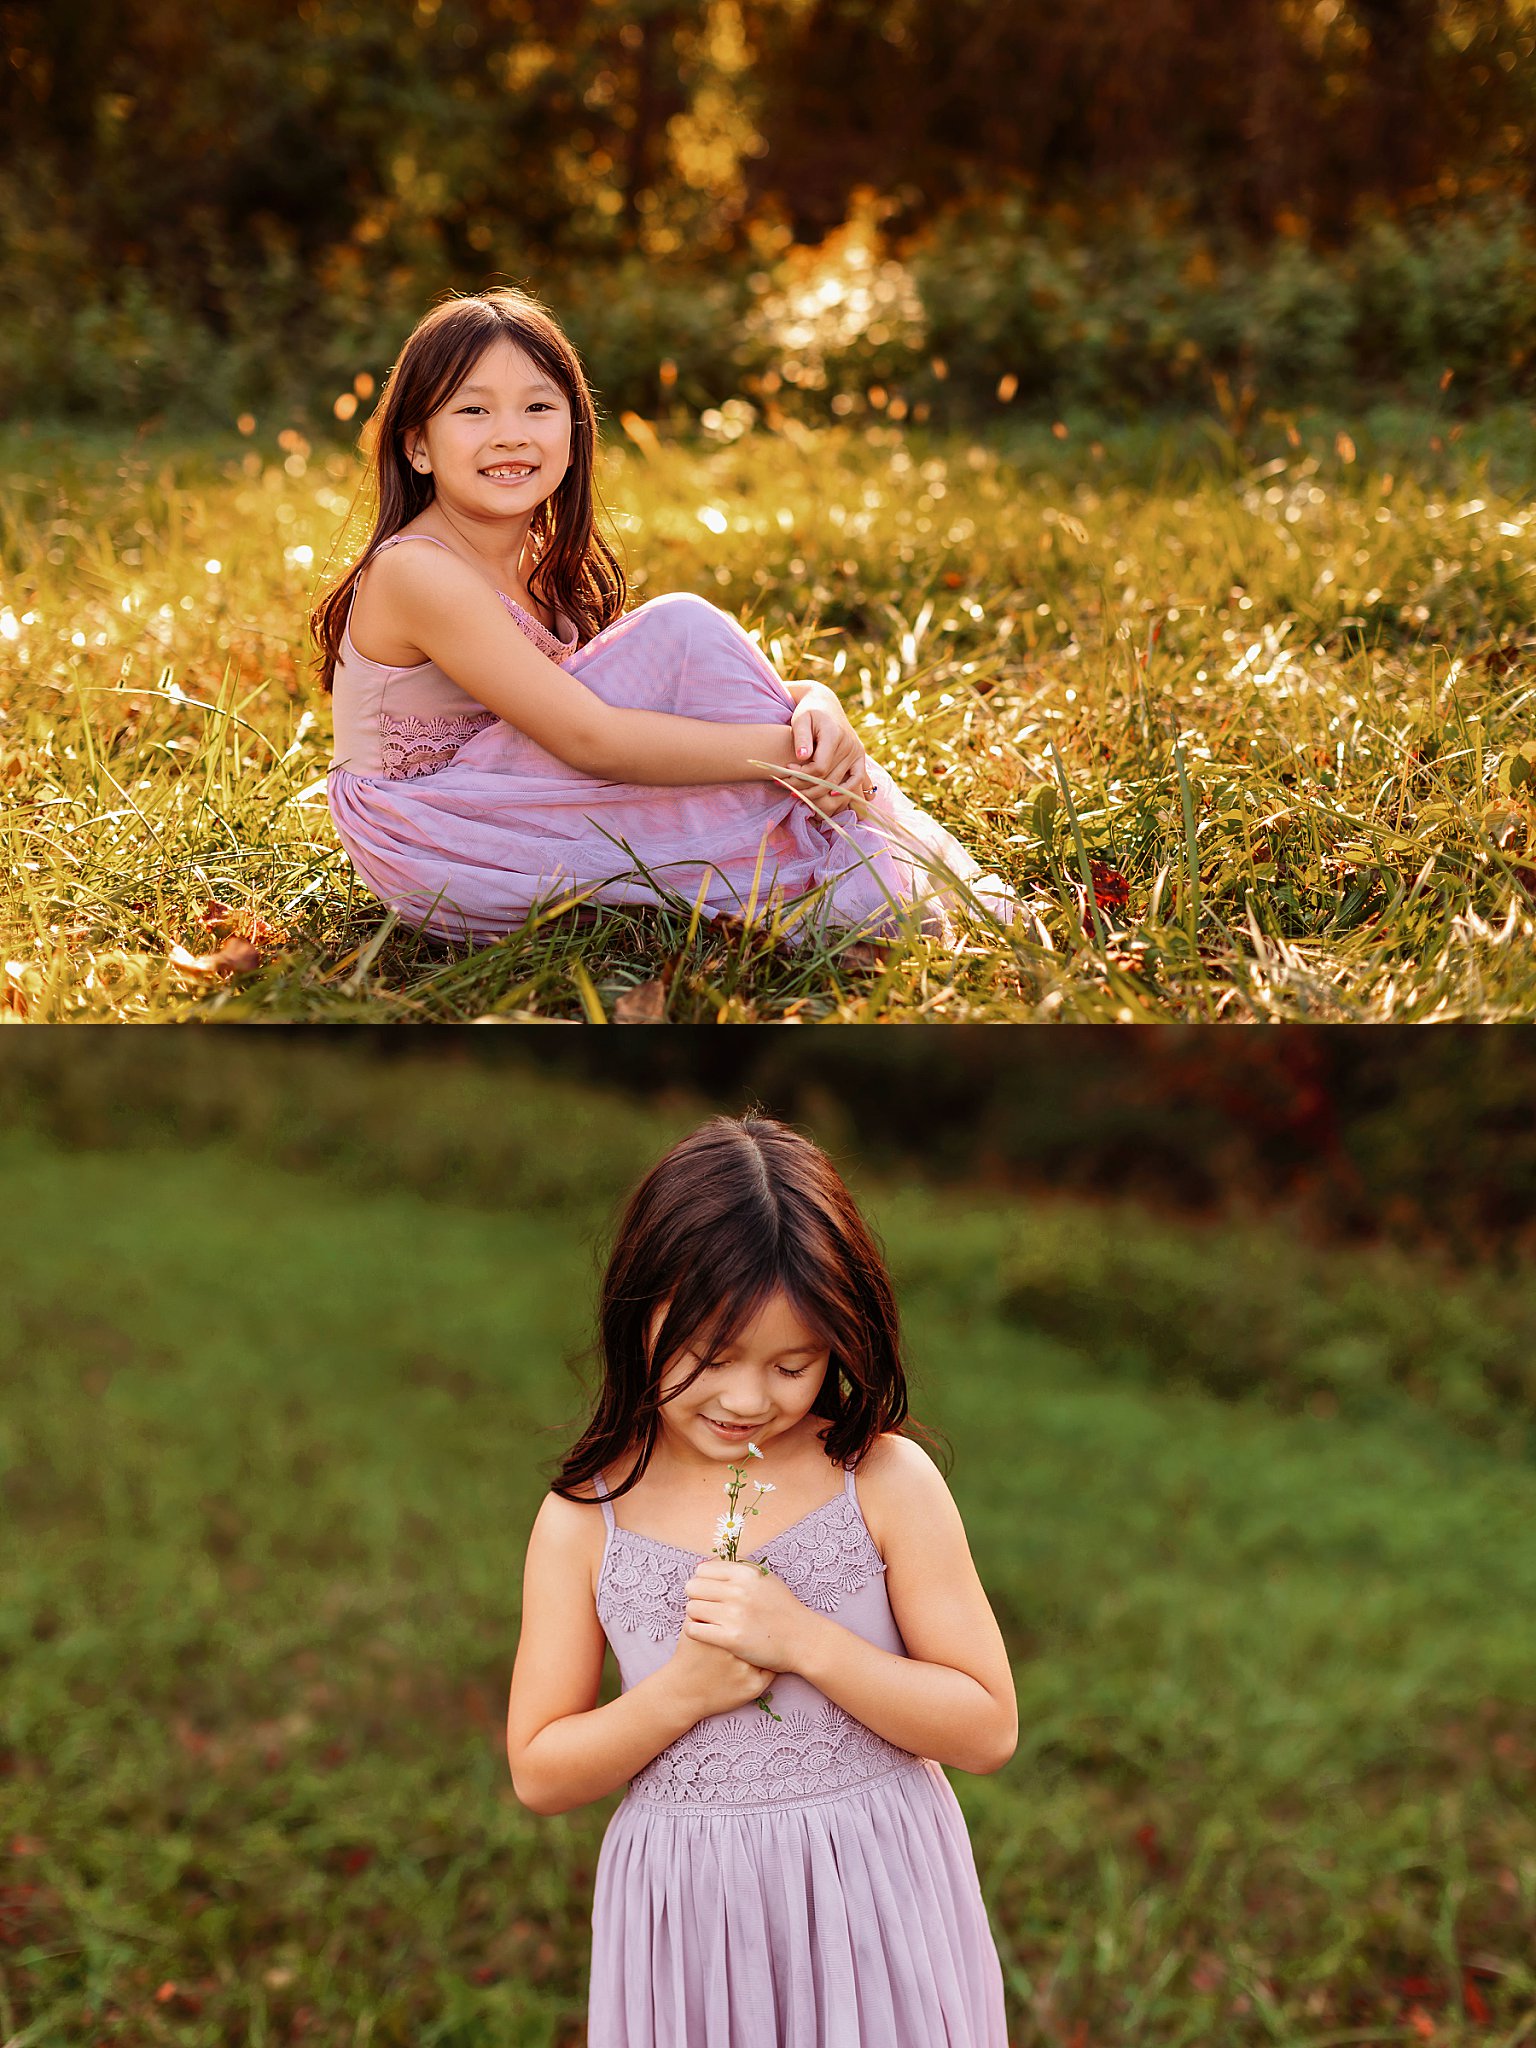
[662,1629,778,1722]
[787,683,875,813]
[682,1560,815,1672]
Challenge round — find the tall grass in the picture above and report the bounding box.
[4,1084,1534,2044]
[4,405,1536,1020]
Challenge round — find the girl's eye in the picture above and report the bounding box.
[457,405,487,415]
[694,1360,807,1378]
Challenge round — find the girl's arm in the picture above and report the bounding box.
[684,1436,1018,1775]
[795,1438,1017,1771]
[365,545,828,791]
[506,1494,772,1816]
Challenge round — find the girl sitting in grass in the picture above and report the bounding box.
[312,289,1016,944]
[506,1113,1016,2046]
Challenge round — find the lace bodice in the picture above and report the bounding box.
[593,1466,920,1812]
[379,709,499,780]
[329,534,579,779]
[599,1491,887,1641]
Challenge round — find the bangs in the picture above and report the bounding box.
[498,321,582,410]
[647,1243,835,1404]
[400,299,583,432]
[406,310,510,426]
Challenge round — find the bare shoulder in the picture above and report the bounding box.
[531,1484,605,1539]
[363,532,481,600]
[351,532,505,664]
[526,1485,609,1602]
[855,1429,950,1496]
[852,1432,962,1555]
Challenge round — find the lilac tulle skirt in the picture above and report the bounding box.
[327,593,1010,945]
[589,1757,1008,2047]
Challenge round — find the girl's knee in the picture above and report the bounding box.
[633,589,764,666]
[638,590,726,627]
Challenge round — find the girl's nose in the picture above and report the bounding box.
[718,1385,770,1420]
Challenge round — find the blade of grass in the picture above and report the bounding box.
[1048,741,1108,948]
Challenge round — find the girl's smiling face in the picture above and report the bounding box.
[653,1290,832,1468]
[408,336,572,516]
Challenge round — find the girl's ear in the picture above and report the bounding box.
[406,436,430,475]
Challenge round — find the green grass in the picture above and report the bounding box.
[4,404,1536,1020]
[4,1080,1535,2043]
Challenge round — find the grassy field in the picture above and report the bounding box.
[4,1065,1535,2044]
[3,404,1536,1021]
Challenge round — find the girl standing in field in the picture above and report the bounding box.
[506,1115,1015,2047]
[313,289,1016,944]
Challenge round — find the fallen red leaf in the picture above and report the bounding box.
[1091,860,1131,912]
[1463,1974,1492,2024]
[1133,1821,1167,1871]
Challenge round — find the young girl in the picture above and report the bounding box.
[506,1115,1015,2046]
[313,288,1017,944]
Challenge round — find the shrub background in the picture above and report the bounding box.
[4,1,1535,423]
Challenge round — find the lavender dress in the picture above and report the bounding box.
[587,1465,1009,2047]
[327,535,1015,944]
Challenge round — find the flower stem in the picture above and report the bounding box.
[716,1461,780,1718]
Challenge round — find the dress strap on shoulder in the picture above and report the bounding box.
[372,533,458,557]
[843,1463,858,1500]
[591,1469,616,1532]
[344,532,462,644]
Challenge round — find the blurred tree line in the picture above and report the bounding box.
[3,0,1535,420]
[3,1031,1527,1262]
[501,1029,1536,1258]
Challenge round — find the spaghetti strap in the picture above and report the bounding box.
[371,533,459,558]
[843,1462,858,1500]
[591,1469,616,1533]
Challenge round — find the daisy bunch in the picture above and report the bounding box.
[713,1441,781,1721]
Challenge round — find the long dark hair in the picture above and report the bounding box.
[310,287,627,691]
[553,1115,933,1505]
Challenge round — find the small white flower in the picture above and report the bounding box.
[758,1482,776,1493]
[747,1441,764,1459]
[714,1513,744,1546]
